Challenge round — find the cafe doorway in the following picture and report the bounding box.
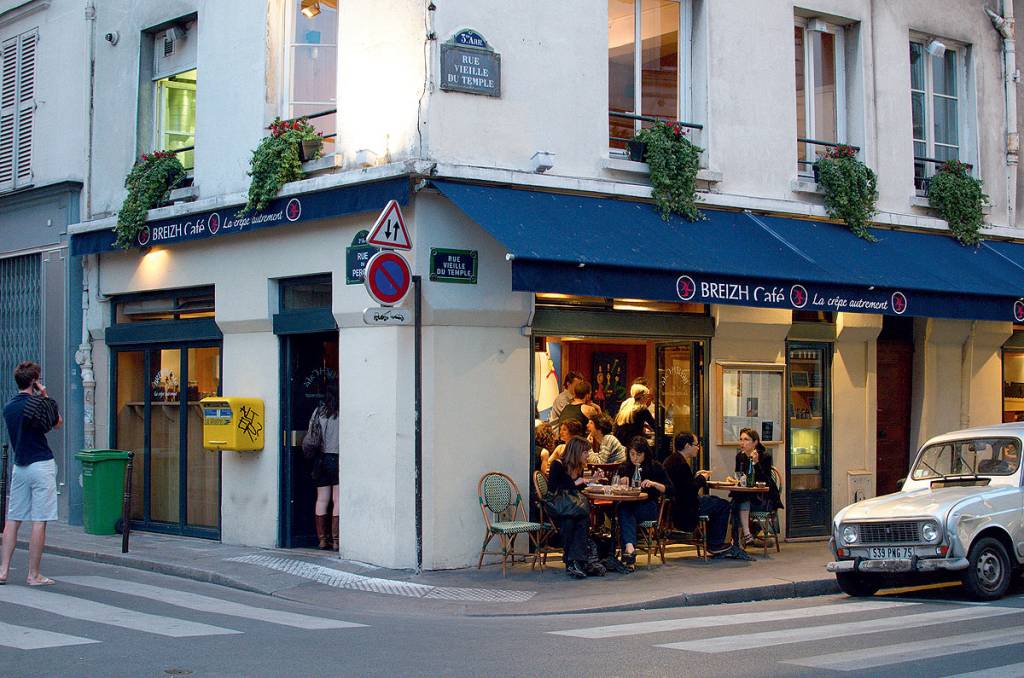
[279,331,339,548]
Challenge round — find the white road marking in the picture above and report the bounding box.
[61,576,365,630]
[786,630,1023,671]
[0,620,99,650]
[0,587,241,638]
[657,605,1022,653]
[942,661,1024,678]
[549,600,914,639]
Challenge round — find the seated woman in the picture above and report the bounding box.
[547,436,601,579]
[587,412,626,465]
[535,421,557,468]
[541,420,584,475]
[613,387,656,449]
[614,436,672,571]
[732,427,783,546]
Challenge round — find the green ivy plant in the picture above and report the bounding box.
[814,144,879,242]
[114,151,186,249]
[240,117,324,215]
[928,159,988,246]
[634,121,703,221]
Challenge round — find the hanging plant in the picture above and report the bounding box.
[240,117,324,216]
[633,121,703,221]
[814,144,879,242]
[928,159,988,246]
[114,151,186,249]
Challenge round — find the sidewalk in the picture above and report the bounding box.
[21,522,839,616]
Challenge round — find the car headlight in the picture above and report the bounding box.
[921,522,940,543]
[842,525,859,544]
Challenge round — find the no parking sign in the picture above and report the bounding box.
[364,250,412,306]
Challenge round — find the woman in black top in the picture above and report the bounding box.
[547,436,604,579]
[614,436,671,570]
[613,387,655,447]
[733,427,783,545]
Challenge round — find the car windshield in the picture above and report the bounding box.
[910,437,1021,480]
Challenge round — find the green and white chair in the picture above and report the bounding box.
[477,472,546,576]
[749,466,783,556]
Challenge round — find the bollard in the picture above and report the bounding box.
[0,444,8,533]
[121,451,134,553]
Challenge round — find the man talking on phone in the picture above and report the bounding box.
[1,361,62,586]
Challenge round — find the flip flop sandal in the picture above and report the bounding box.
[27,577,56,586]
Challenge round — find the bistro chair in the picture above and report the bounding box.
[638,496,671,567]
[531,470,560,571]
[750,466,783,556]
[669,512,710,562]
[476,472,546,576]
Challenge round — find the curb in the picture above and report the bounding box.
[31,539,842,614]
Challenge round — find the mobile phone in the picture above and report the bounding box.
[31,380,43,396]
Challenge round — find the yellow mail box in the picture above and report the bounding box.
[200,397,264,451]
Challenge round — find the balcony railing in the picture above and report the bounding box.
[913,155,969,192]
[609,110,703,149]
[797,138,861,169]
[281,108,337,144]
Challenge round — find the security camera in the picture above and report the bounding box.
[104,31,119,45]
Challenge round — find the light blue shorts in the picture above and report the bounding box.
[7,458,58,522]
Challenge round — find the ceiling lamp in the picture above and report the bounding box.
[301,0,321,18]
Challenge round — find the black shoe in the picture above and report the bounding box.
[607,556,631,574]
[584,561,607,577]
[566,561,588,579]
[622,550,637,566]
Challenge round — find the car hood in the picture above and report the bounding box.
[838,486,991,522]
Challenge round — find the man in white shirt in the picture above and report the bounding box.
[548,371,582,423]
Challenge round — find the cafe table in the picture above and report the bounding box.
[706,481,769,547]
[582,486,648,558]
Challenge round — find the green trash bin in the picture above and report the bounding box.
[75,449,132,535]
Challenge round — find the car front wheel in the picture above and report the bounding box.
[962,537,1011,601]
[836,571,880,597]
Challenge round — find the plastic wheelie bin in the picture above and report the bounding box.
[75,449,132,535]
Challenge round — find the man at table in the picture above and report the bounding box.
[663,432,731,555]
[548,371,583,424]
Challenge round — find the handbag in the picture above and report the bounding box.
[543,489,591,519]
[301,411,324,460]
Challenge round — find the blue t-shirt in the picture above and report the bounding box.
[3,393,54,467]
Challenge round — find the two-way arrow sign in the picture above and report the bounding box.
[366,200,412,250]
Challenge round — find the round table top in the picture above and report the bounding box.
[582,487,649,502]
[706,481,769,494]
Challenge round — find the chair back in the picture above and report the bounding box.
[771,466,783,492]
[478,472,525,528]
[532,470,549,502]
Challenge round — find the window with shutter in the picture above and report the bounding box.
[0,29,36,193]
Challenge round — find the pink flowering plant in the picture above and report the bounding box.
[814,144,878,242]
[634,121,704,221]
[928,159,988,246]
[114,150,186,249]
[241,117,324,215]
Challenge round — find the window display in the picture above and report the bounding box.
[716,362,784,446]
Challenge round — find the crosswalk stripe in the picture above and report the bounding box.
[657,605,1022,653]
[0,621,99,650]
[549,600,914,639]
[943,661,1024,678]
[60,576,366,630]
[785,630,1023,671]
[0,587,241,638]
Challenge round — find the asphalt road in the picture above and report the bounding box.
[2,552,1023,677]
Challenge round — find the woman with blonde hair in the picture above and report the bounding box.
[613,385,656,448]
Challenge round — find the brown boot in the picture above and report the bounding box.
[331,516,339,551]
[315,515,330,550]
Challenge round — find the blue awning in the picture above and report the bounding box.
[433,180,1024,323]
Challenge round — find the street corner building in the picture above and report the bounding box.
[5,0,1024,570]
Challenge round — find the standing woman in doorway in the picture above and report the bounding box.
[308,382,341,550]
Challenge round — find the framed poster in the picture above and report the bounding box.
[716,361,785,446]
[592,352,627,415]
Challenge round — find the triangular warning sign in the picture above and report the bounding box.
[366,200,412,250]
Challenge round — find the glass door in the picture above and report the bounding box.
[655,341,705,462]
[786,342,832,537]
[114,344,221,538]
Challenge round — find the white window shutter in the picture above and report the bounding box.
[0,36,16,192]
[14,30,35,188]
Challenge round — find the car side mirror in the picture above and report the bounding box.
[895,477,905,491]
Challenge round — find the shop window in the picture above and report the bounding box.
[114,286,215,324]
[1003,349,1024,423]
[284,0,337,151]
[155,69,196,171]
[280,274,332,310]
[786,342,832,537]
[794,18,846,175]
[0,28,37,192]
[536,292,705,315]
[910,38,970,191]
[608,0,692,151]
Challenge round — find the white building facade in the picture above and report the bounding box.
[53,0,1024,569]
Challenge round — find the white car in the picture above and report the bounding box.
[828,423,1024,600]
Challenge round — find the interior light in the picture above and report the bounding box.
[926,39,947,58]
[301,0,321,18]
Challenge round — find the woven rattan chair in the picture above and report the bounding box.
[750,466,783,556]
[638,496,671,567]
[477,472,546,576]
[531,470,560,571]
[669,511,710,561]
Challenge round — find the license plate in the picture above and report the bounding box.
[868,546,913,559]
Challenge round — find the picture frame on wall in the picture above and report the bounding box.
[716,361,785,446]
[592,352,628,415]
